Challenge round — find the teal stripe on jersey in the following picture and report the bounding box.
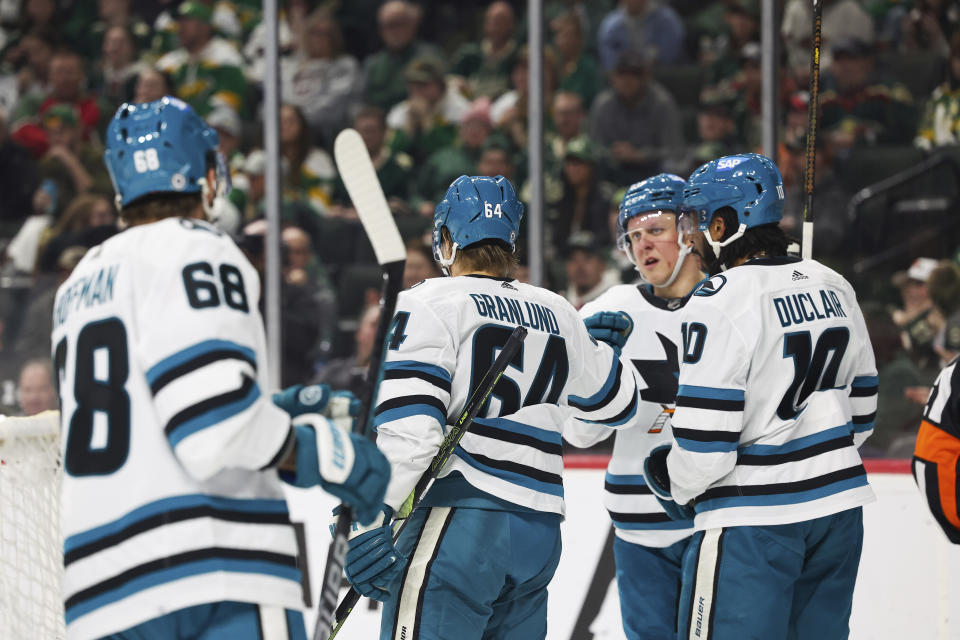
[676,437,739,454]
[851,375,879,388]
[65,555,300,624]
[146,339,257,386]
[605,472,647,486]
[373,403,446,429]
[472,417,563,446]
[453,447,564,497]
[676,385,745,401]
[64,494,289,555]
[695,474,869,512]
[737,424,853,456]
[383,360,452,382]
[166,381,261,447]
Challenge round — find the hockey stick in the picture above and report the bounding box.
[312,128,406,640]
[801,0,823,260]
[327,325,529,639]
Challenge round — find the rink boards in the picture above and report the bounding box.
[285,458,960,640]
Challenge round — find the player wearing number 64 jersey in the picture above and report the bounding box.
[52,97,390,640]
[644,153,879,640]
[342,175,640,640]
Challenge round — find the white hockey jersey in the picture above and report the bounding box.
[577,284,696,548]
[667,257,878,529]
[51,218,300,640]
[374,275,639,516]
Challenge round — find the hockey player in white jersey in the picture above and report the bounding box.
[340,175,640,640]
[643,153,879,639]
[573,173,706,640]
[52,97,390,640]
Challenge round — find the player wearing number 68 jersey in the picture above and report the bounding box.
[643,154,879,640]
[52,97,390,640]
[342,175,640,640]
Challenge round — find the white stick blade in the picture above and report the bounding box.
[334,129,406,265]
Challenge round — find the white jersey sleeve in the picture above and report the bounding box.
[667,302,750,505]
[374,290,455,512]
[130,220,291,481]
[845,291,879,448]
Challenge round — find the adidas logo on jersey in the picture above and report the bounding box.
[501,281,517,290]
[792,270,808,281]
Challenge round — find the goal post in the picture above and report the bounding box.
[0,411,65,639]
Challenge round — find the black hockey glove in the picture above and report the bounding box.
[644,445,695,521]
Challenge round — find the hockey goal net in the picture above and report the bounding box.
[0,411,65,639]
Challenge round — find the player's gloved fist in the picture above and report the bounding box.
[283,414,390,525]
[643,445,695,521]
[342,505,406,602]
[584,311,633,352]
[273,384,360,430]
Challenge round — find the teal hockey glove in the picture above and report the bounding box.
[342,506,406,602]
[584,311,634,352]
[644,445,695,521]
[273,384,360,430]
[281,414,390,525]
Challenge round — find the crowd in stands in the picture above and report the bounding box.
[2,0,960,456]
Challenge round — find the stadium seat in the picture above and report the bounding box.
[837,145,927,192]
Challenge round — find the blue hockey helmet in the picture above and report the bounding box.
[679,153,785,254]
[104,96,221,208]
[617,173,686,236]
[616,173,695,288]
[432,175,524,273]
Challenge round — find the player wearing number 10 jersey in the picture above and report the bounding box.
[52,97,390,640]
[341,175,639,640]
[644,154,879,640]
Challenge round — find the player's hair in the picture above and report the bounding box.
[442,227,517,277]
[711,206,789,266]
[121,192,203,225]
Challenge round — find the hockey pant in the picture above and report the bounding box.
[613,535,689,640]
[677,507,863,640]
[378,506,562,640]
[101,600,306,640]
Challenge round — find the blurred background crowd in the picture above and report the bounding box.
[2,0,960,458]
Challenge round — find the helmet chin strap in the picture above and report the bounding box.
[629,231,693,289]
[704,222,747,270]
[438,242,460,276]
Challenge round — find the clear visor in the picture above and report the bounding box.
[676,207,704,236]
[214,151,232,197]
[617,210,676,251]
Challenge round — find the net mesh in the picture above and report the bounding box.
[0,411,65,639]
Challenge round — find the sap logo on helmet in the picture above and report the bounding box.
[694,274,727,297]
[716,157,746,171]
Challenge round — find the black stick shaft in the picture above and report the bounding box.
[801,0,823,260]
